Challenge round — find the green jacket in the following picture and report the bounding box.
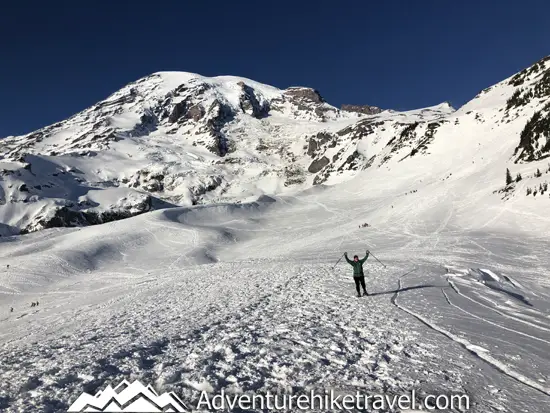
[345,252,369,277]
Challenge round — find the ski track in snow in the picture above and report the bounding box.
[440,287,550,355]
[393,276,550,398]
[448,279,550,334]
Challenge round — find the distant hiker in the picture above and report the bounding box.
[344,251,370,297]
[31,302,35,307]
[36,301,39,306]
[10,307,13,313]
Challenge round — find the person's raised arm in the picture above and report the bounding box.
[360,250,370,264]
[344,252,353,265]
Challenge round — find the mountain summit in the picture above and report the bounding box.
[1,56,549,235]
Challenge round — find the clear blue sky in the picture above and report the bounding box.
[1,0,549,137]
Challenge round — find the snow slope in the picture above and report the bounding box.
[1,56,550,412]
[1,177,549,412]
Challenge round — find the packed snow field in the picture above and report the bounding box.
[0,175,549,412]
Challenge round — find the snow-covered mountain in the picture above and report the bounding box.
[2,57,550,413]
[1,56,550,235]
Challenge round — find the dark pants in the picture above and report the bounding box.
[354,276,367,294]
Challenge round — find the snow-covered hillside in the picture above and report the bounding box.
[1,179,549,412]
[1,56,550,412]
[0,72,359,235]
[3,56,550,236]
[2,57,550,236]
[0,62,459,236]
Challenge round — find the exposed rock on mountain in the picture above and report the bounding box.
[1,56,550,234]
[283,87,325,104]
[341,104,383,115]
[238,81,270,119]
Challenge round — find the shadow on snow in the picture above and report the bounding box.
[368,284,447,296]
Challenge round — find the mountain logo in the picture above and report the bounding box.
[67,379,188,412]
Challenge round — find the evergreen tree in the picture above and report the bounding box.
[506,168,513,185]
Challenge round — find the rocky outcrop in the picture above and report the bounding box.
[186,105,206,121]
[283,165,306,187]
[199,100,236,156]
[337,119,385,140]
[283,87,325,104]
[387,122,419,150]
[308,156,330,173]
[167,100,207,124]
[238,82,270,118]
[129,170,166,192]
[168,100,188,123]
[341,104,383,115]
[338,150,364,172]
[189,176,224,205]
[410,121,442,157]
[129,112,158,137]
[20,196,153,234]
[307,132,336,157]
[162,82,211,124]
